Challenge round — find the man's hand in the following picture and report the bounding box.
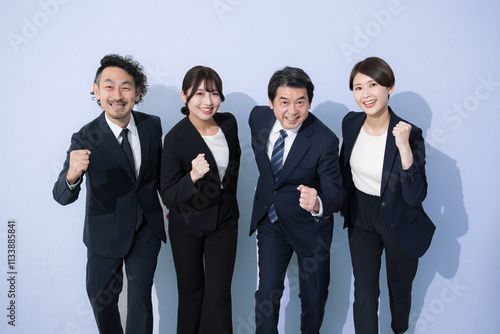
[297,184,320,213]
[66,149,91,185]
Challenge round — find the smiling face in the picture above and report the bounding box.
[352,72,393,119]
[182,80,221,124]
[93,66,140,127]
[269,86,310,130]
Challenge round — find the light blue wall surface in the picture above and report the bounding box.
[1,0,499,333]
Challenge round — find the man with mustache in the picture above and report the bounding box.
[53,54,166,334]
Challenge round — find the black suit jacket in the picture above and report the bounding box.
[340,108,435,258]
[53,111,167,258]
[249,106,344,256]
[160,112,241,229]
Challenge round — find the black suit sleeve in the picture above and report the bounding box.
[160,130,198,209]
[399,126,428,206]
[53,132,86,206]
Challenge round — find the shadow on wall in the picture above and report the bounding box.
[312,101,352,334]
[220,92,260,334]
[139,84,185,333]
[390,92,468,334]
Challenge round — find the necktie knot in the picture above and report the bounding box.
[120,128,135,173]
[120,128,129,140]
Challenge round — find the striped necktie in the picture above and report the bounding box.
[268,129,287,223]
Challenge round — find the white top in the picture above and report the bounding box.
[201,128,229,188]
[105,114,142,178]
[350,127,387,196]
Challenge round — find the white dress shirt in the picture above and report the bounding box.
[105,113,142,178]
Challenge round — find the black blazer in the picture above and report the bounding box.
[340,108,435,258]
[53,111,167,258]
[160,112,241,230]
[249,106,344,256]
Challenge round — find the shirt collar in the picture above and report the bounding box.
[104,112,137,140]
[271,119,303,136]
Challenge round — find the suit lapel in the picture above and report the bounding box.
[185,116,222,185]
[217,114,235,163]
[135,111,150,185]
[276,115,314,187]
[254,113,276,186]
[380,109,400,197]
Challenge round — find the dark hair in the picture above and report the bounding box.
[268,66,314,104]
[349,57,395,90]
[91,54,148,106]
[181,66,225,115]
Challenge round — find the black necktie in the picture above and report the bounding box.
[120,129,143,230]
[120,129,135,176]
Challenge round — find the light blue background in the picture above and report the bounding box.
[1,0,499,333]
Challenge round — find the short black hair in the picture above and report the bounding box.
[180,66,224,115]
[268,66,314,104]
[91,54,148,105]
[349,57,395,90]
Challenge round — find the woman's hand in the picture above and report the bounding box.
[190,153,210,183]
[392,121,413,170]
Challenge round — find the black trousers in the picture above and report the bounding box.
[255,217,330,334]
[169,191,238,334]
[348,190,418,334]
[86,220,162,334]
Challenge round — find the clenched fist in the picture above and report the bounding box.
[66,149,91,185]
[190,153,210,183]
[392,121,413,170]
[297,184,320,213]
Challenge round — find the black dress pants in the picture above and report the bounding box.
[255,217,330,334]
[86,220,162,334]
[348,190,418,334]
[169,192,238,334]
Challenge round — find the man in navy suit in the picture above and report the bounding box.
[53,54,166,334]
[249,67,344,334]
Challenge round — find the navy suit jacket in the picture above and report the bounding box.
[249,106,344,256]
[160,113,241,229]
[53,111,167,258]
[340,108,435,258]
